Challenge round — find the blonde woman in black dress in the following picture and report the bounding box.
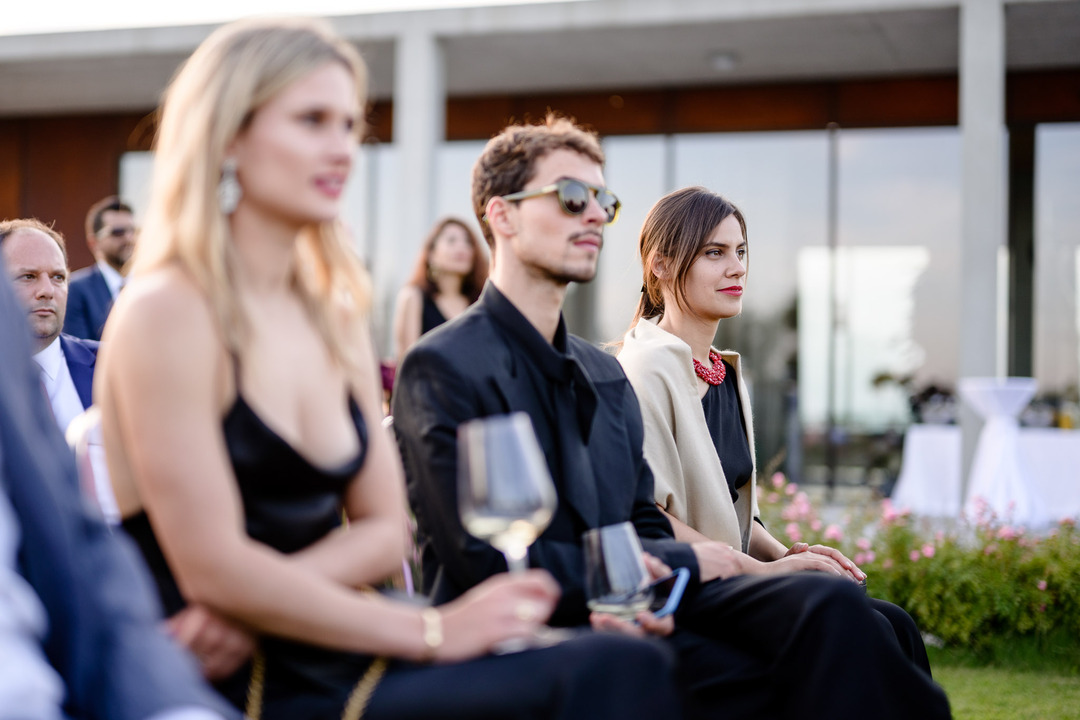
[96,17,681,720]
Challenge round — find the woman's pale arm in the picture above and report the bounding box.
[656,504,753,581]
[657,504,713,544]
[392,285,423,365]
[748,520,864,581]
[748,520,789,562]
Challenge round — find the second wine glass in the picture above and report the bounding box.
[583,522,652,620]
[457,412,556,573]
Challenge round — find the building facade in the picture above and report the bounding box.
[2,0,1079,483]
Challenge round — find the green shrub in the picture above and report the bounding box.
[757,473,1080,665]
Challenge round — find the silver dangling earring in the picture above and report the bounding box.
[218,158,242,215]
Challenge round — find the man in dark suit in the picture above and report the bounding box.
[1,218,115,520]
[0,251,236,720]
[64,196,137,341]
[393,115,951,719]
[0,218,98,422]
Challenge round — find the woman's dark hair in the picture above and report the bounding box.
[405,217,488,303]
[632,186,747,325]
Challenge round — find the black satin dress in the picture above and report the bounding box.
[420,292,448,335]
[122,389,686,720]
[123,391,375,716]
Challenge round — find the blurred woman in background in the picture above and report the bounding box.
[392,217,487,366]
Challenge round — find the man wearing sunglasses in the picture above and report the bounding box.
[393,115,950,720]
[64,196,137,341]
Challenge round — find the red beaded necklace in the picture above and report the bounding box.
[693,349,726,385]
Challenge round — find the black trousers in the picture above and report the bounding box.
[670,573,951,720]
[868,596,934,675]
[219,621,680,720]
[364,632,680,720]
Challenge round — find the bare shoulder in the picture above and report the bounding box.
[109,267,216,342]
[99,266,223,381]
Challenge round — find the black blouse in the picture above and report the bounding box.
[700,359,753,503]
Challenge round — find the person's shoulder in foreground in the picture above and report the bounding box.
[0,257,235,720]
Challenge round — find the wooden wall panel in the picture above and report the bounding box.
[365,100,393,144]
[441,75,963,141]
[836,77,958,128]
[21,113,146,270]
[674,84,832,133]
[0,120,22,222]
[1008,70,1080,125]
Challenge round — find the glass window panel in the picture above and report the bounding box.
[119,152,153,220]
[667,127,961,483]
[797,246,930,430]
[1034,123,1080,411]
[834,127,962,399]
[434,141,487,222]
[351,143,397,352]
[594,135,670,344]
[672,131,829,474]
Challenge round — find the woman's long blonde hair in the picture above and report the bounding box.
[132,17,371,371]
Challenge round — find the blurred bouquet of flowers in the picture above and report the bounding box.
[758,473,1080,651]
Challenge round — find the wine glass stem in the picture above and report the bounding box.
[504,547,529,574]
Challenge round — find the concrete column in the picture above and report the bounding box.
[391,27,444,349]
[958,0,1007,497]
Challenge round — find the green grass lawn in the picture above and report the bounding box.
[935,666,1080,720]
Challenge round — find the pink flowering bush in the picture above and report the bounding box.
[757,473,1080,652]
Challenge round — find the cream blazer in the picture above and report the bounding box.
[617,317,758,552]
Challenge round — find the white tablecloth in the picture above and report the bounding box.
[892,425,964,518]
[1017,428,1080,524]
[892,424,1080,527]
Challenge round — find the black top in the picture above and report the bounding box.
[121,388,370,712]
[420,292,448,335]
[700,360,753,503]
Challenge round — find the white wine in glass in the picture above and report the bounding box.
[458,413,556,573]
[583,522,652,621]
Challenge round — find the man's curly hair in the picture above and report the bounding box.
[471,113,605,249]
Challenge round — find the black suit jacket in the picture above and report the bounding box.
[0,259,236,720]
[393,284,699,626]
[65,264,113,341]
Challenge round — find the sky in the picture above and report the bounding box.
[0,0,553,36]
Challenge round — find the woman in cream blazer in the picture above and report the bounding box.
[618,187,933,672]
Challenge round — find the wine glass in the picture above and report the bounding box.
[457,412,556,573]
[583,522,652,620]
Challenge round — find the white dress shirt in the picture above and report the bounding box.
[33,337,85,435]
[33,339,121,525]
[97,259,125,299]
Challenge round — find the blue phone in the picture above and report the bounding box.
[647,567,690,619]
